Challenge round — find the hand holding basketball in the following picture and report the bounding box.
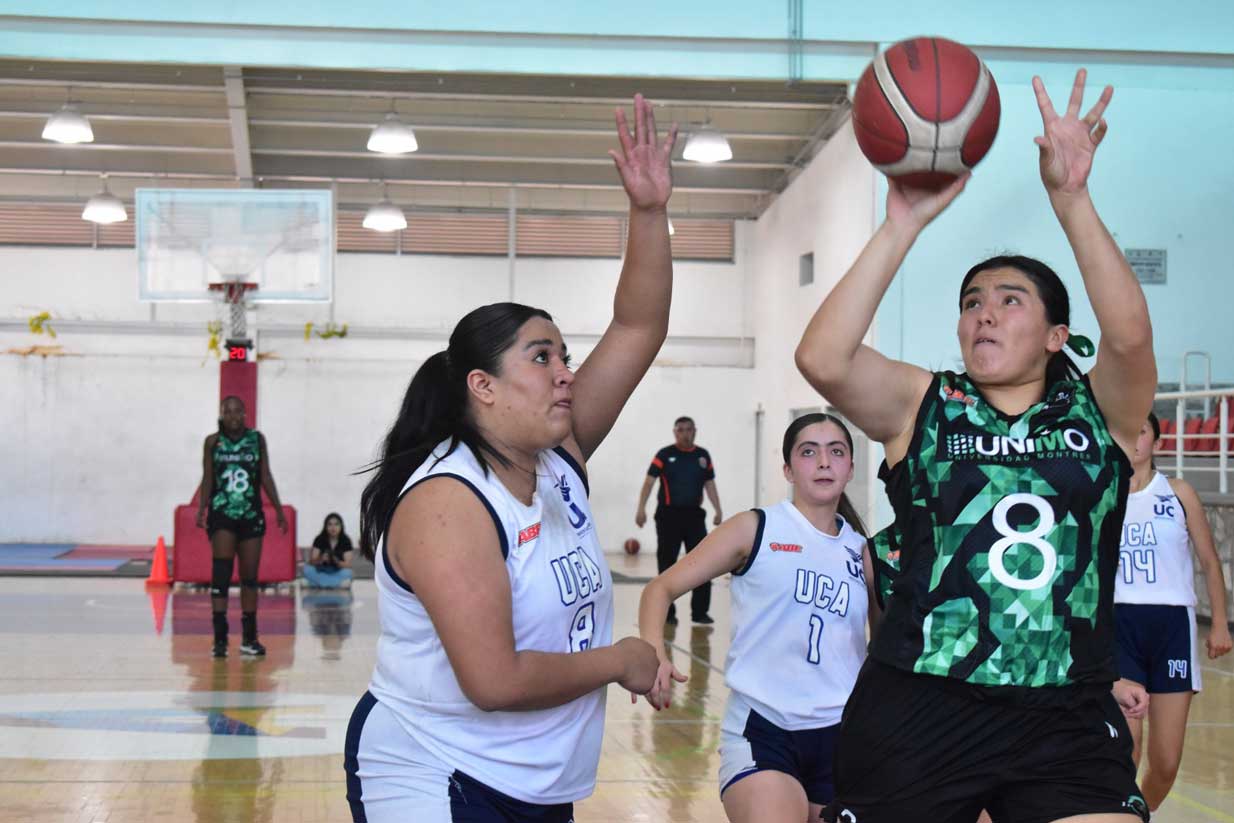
[885,173,970,235]
[1033,69,1113,197]
[609,94,678,213]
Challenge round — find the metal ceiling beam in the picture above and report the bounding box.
[222,66,253,183]
[0,140,232,155]
[244,85,836,109]
[0,110,230,126]
[250,146,792,170]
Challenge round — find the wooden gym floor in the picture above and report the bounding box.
[0,551,1230,822]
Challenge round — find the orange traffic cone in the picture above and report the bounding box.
[146,535,171,586]
[148,585,170,635]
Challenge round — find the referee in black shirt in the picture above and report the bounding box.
[635,416,723,624]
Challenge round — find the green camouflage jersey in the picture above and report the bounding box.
[871,372,1130,694]
[210,429,262,521]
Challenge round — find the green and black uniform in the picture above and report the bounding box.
[207,429,266,540]
[830,372,1149,823]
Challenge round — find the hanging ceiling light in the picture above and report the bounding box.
[667,217,675,236]
[367,112,419,155]
[682,125,732,164]
[81,177,126,224]
[42,103,94,144]
[363,185,407,232]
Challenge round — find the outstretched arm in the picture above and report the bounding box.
[795,177,964,462]
[638,511,758,708]
[565,95,679,462]
[391,477,661,710]
[1031,70,1155,453]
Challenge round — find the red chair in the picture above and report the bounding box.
[1158,417,1176,454]
[1183,417,1202,455]
[1199,416,1220,452]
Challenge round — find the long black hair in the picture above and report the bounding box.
[782,412,867,537]
[313,512,353,551]
[358,302,554,559]
[959,255,1080,387]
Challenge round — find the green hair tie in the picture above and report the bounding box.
[1066,334,1095,358]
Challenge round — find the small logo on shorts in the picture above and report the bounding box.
[839,811,858,823]
[1105,721,1118,739]
[1123,795,1148,819]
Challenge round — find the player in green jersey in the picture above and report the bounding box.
[798,70,1155,823]
[196,396,288,658]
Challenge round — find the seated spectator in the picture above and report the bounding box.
[304,513,353,588]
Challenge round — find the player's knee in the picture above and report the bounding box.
[210,558,232,598]
[240,577,259,591]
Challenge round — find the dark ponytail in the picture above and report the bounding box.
[782,412,868,538]
[959,255,1082,387]
[358,303,554,559]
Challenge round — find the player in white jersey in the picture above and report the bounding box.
[345,94,677,823]
[639,413,880,823]
[1114,412,1231,811]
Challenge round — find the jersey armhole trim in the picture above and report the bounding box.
[380,472,511,595]
[879,372,944,483]
[552,445,590,497]
[733,508,766,577]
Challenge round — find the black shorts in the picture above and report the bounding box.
[827,660,1148,823]
[1116,603,1201,693]
[207,510,265,541]
[719,694,839,805]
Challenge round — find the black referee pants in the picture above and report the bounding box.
[654,506,710,620]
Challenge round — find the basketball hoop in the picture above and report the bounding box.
[208,281,258,340]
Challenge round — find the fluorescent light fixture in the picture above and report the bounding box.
[82,190,126,224]
[362,200,407,232]
[367,113,419,155]
[42,104,94,144]
[682,127,732,164]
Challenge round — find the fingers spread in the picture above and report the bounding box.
[1066,67,1087,117]
[1032,76,1058,125]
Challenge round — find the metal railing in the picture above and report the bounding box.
[1153,388,1233,495]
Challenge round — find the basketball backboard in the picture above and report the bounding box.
[136,188,334,303]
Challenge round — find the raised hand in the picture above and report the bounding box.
[1033,69,1113,196]
[884,173,969,236]
[609,94,678,212]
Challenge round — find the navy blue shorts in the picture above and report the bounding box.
[719,693,839,805]
[1115,603,1201,693]
[345,692,575,823]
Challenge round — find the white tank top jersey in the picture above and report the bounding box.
[724,500,870,730]
[1115,471,1196,607]
[368,439,614,805]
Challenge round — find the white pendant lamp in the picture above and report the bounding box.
[82,177,126,224]
[367,112,419,155]
[682,125,732,164]
[363,183,407,232]
[43,104,94,144]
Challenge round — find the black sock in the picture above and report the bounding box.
[212,611,228,644]
[242,612,257,645]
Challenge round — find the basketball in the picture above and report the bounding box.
[624,538,640,555]
[852,36,1001,189]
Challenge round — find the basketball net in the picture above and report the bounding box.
[208,281,257,341]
